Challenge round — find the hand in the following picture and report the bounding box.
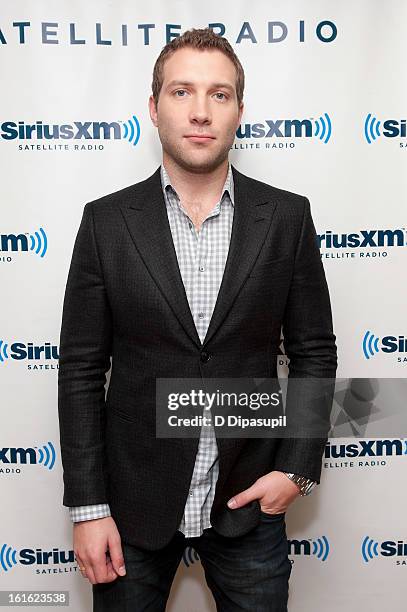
[226,471,301,515]
[73,516,126,584]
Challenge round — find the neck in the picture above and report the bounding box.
[162,154,229,205]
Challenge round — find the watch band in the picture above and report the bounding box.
[283,472,317,496]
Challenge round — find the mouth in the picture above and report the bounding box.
[184,135,215,142]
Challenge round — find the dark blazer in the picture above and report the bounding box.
[57,164,337,550]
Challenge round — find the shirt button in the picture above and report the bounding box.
[189,491,194,496]
[198,312,205,319]
[199,266,205,272]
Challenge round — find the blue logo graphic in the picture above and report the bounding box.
[0,544,18,572]
[311,536,330,561]
[288,536,330,561]
[0,339,8,362]
[183,546,200,567]
[0,228,48,257]
[37,441,57,469]
[0,544,74,573]
[122,115,141,146]
[362,331,407,360]
[364,114,381,144]
[362,331,380,359]
[236,114,332,143]
[364,114,407,143]
[313,113,332,143]
[1,115,141,149]
[362,536,379,562]
[0,340,59,365]
[0,442,56,469]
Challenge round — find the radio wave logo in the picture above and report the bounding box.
[37,441,56,470]
[312,536,330,561]
[362,331,380,359]
[0,228,48,257]
[29,227,48,257]
[0,544,18,573]
[313,113,332,143]
[362,536,379,563]
[0,339,8,363]
[364,113,381,144]
[182,546,200,567]
[122,115,141,147]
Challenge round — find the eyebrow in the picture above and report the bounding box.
[166,80,235,93]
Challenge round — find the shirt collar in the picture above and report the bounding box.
[160,162,235,207]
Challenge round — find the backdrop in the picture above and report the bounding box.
[1,1,406,610]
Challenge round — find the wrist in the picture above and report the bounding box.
[281,472,317,496]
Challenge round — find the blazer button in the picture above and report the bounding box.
[200,351,211,363]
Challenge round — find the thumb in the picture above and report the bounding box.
[108,536,126,576]
[227,482,260,510]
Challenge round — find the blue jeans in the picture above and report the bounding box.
[93,511,292,611]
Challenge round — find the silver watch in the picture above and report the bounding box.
[283,472,317,496]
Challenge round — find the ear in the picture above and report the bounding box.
[237,101,244,126]
[148,95,158,127]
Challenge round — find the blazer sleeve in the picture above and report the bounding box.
[58,202,113,506]
[272,196,337,483]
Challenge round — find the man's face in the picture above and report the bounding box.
[149,47,243,173]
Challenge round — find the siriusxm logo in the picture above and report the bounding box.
[364,114,407,143]
[0,442,56,469]
[362,332,407,360]
[317,228,406,249]
[0,543,74,573]
[0,340,59,364]
[362,536,407,563]
[1,115,140,147]
[0,228,47,257]
[288,536,330,561]
[325,439,407,458]
[236,114,332,143]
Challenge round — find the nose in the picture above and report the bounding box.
[189,95,212,125]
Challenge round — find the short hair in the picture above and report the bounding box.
[151,27,245,108]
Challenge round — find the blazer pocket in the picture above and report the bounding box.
[108,405,136,423]
[249,256,293,278]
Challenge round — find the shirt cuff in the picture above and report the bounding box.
[69,504,111,523]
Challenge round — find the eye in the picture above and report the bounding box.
[174,89,187,97]
[214,92,227,100]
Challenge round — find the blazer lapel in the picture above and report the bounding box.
[119,166,202,348]
[119,164,278,349]
[201,165,277,347]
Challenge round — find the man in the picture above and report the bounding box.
[58,27,337,611]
